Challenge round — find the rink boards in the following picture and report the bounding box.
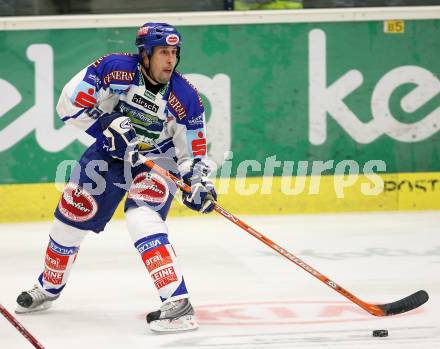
[1,9,440,222]
[0,171,439,222]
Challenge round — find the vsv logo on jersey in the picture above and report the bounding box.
[132,94,159,113]
[119,118,132,130]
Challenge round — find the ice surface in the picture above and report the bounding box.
[1,211,439,348]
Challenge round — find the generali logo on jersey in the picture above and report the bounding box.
[168,91,186,119]
[103,70,135,85]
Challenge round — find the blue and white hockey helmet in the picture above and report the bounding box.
[135,22,182,58]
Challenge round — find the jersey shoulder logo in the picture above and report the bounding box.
[167,91,186,119]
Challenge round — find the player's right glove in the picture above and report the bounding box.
[97,111,139,165]
[182,159,217,214]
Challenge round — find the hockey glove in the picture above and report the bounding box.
[97,111,139,165]
[182,159,217,214]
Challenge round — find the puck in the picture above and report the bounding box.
[372,329,388,337]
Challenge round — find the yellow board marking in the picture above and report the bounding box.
[0,172,439,222]
[384,20,405,34]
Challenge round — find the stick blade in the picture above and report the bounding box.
[376,290,429,316]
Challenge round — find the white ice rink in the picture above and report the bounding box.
[1,211,439,349]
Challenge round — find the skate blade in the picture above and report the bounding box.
[149,315,199,333]
[15,301,54,314]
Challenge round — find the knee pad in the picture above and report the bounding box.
[50,218,88,247]
[125,206,168,243]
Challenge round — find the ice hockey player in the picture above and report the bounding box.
[15,22,217,333]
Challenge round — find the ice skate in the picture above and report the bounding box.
[146,298,198,333]
[15,285,59,314]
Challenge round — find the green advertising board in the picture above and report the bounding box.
[1,19,440,185]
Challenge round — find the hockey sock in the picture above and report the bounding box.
[37,218,87,296]
[134,233,189,302]
[38,236,79,296]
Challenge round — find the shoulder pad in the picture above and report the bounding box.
[167,72,204,124]
[89,53,139,92]
[91,52,138,69]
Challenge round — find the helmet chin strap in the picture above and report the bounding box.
[141,61,162,85]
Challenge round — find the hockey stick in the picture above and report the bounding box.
[0,303,45,349]
[140,156,429,317]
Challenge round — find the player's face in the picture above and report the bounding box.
[146,46,178,84]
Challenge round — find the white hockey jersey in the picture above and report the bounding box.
[56,52,208,174]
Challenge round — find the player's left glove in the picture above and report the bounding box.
[182,159,217,214]
[97,111,139,165]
